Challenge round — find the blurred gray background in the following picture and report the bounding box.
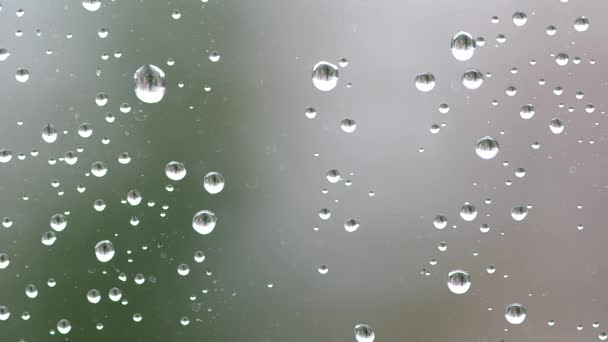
[0,0,607,341]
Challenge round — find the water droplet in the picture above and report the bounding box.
[505,303,527,324]
[57,319,72,334]
[475,136,500,160]
[0,49,10,61]
[511,206,528,221]
[462,69,484,89]
[108,287,122,301]
[600,332,608,341]
[574,16,589,32]
[318,208,331,220]
[512,11,527,26]
[433,215,448,229]
[460,203,477,221]
[82,0,101,11]
[520,104,535,119]
[91,161,107,177]
[0,254,9,269]
[312,61,339,91]
[177,264,190,276]
[203,171,225,194]
[171,10,181,20]
[15,68,29,82]
[0,149,12,163]
[134,64,166,103]
[549,118,564,134]
[344,219,360,232]
[194,251,206,263]
[87,289,101,304]
[164,161,187,181]
[447,270,471,294]
[326,169,341,183]
[192,210,217,235]
[318,264,329,274]
[49,213,67,232]
[341,118,357,133]
[415,72,435,92]
[209,51,220,62]
[451,31,476,61]
[305,107,317,119]
[41,124,57,143]
[354,324,375,342]
[41,231,56,246]
[555,53,569,66]
[95,240,115,262]
[77,123,93,138]
[25,284,38,299]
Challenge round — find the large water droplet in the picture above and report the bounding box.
[203,172,225,194]
[462,69,484,89]
[451,31,476,61]
[512,12,528,26]
[57,319,72,334]
[447,270,471,294]
[344,219,360,232]
[49,213,67,232]
[415,73,435,92]
[95,240,115,262]
[520,104,535,119]
[475,136,499,160]
[87,289,101,304]
[41,124,58,143]
[574,16,589,32]
[354,324,375,342]
[505,303,527,324]
[511,206,528,221]
[192,210,217,235]
[549,118,564,134]
[134,64,166,103]
[15,68,29,82]
[460,203,477,221]
[165,161,187,181]
[312,61,338,91]
[82,0,101,11]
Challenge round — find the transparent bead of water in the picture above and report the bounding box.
[49,213,67,232]
[462,69,484,90]
[192,210,217,235]
[41,124,58,143]
[312,61,339,91]
[354,324,375,342]
[25,284,38,299]
[433,215,448,229]
[415,72,435,92]
[512,11,527,26]
[340,118,357,133]
[15,68,29,82]
[505,303,527,324]
[511,206,528,221]
[57,319,72,334]
[87,289,101,304]
[520,104,535,119]
[574,16,589,32]
[134,64,166,103]
[91,161,107,177]
[475,136,499,160]
[451,31,476,61]
[94,240,115,262]
[460,203,477,221]
[165,161,187,181]
[549,118,564,134]
[344,219,360,232]
[447,270,471,294]
[203,171,225,194]
[555,53,569,66]
[82,0,101,11]
[326,169,341,183]
[318,264,329,274]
